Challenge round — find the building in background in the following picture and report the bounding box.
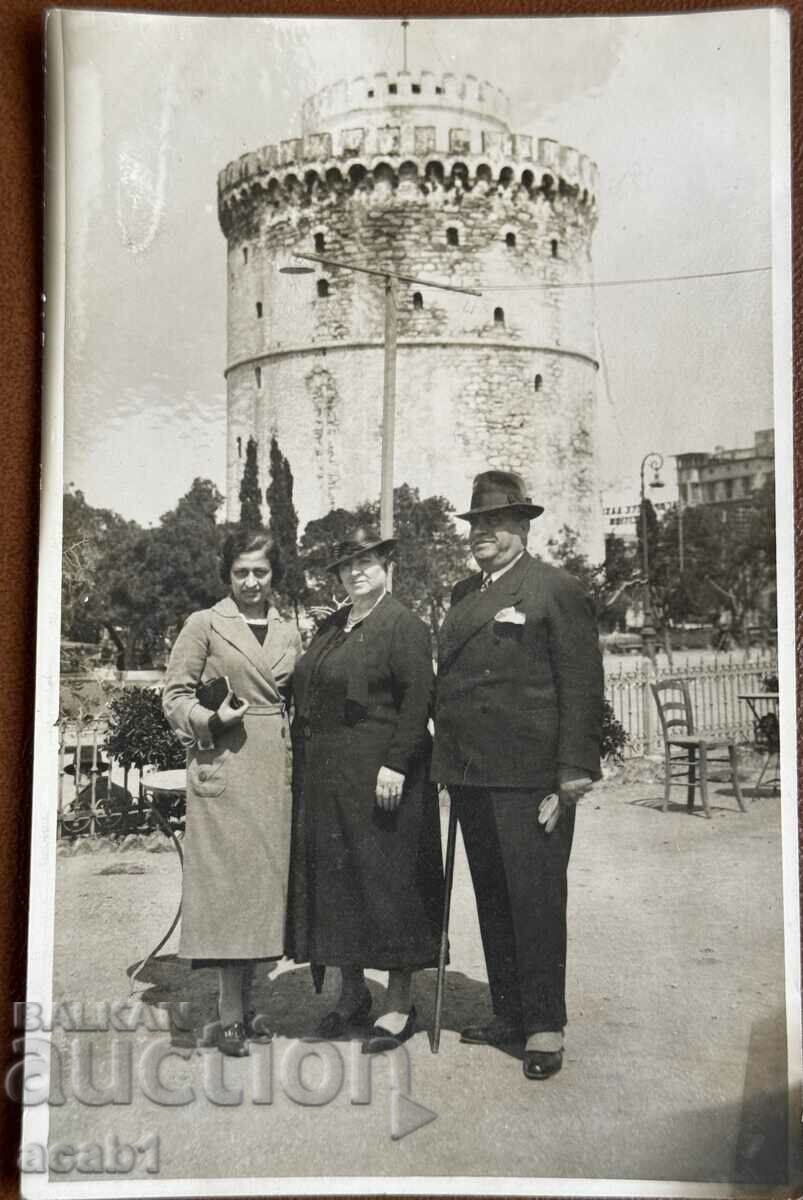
[675,429,774,511]
[218,68,603,556]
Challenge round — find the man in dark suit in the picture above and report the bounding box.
[432,470,604,1080]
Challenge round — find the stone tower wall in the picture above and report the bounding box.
[219,70,603,558]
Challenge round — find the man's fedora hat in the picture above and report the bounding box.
[64,745,110,776]
[326,525,397,573]
[457,470,544,521]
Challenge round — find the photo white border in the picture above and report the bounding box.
[21,8,800,1198]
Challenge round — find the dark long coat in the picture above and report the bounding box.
[432,552,604,789]
[287,593,443,970]
[162,597,302,960]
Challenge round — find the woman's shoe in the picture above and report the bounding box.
[217,1020,249,1057]
[243,1009,273,1044]
[362,1006,416,1055]
[312,987,372,1040]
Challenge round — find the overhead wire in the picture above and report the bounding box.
[480,266,770,292]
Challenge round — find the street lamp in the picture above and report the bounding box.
[639,451,665,662]
[280,251,481,588]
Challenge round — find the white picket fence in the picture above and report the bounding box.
[606,652,777,757]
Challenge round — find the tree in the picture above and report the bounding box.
[61,487,140,644]
[238,437,262,528]
[545,526,638,631]
[99,478,225,669]
[265,437,307,618]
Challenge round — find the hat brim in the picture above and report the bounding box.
[65,760,109,776]
[326,538,397,573]
[456,502,544,521]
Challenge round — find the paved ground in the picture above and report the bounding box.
[43,766,795,1190]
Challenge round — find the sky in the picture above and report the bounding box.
[58,9,778,526]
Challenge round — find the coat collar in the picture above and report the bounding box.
[295,592,399,719]
[210,596,286,691]
[438,552,533,670]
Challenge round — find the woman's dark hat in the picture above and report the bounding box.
[457,470,544,520]
[64,745,109,776]
[326,525,397,573]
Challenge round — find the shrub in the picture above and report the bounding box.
[105,687,185,772]
[601,699,628,764]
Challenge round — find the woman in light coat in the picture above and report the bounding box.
[163,528,301,1057]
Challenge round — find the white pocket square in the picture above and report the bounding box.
[494,607,526,625]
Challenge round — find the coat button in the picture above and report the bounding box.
[484,669,491,676]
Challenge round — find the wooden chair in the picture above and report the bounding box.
[650,680,746,819]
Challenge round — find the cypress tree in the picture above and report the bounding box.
[238,437,262,528]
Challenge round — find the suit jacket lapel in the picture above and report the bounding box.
[210,597,280,694]
[439,554,532,670]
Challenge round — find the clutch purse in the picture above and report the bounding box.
[195,676,242,711]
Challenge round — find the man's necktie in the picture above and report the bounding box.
[480,575,492,591]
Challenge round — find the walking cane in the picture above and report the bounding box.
[432,794,459,1053]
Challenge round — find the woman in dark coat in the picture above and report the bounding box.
[288,526,443,1051]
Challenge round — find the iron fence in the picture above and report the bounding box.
[606,653,778,757]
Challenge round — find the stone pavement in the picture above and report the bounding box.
[43,770,795,1189]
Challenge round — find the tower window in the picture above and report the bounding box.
[388,83,398,95]
[317,279,330,298]
[505,232,516,248]
[255,301,263,318]
[551,239,559,258]
[237,436,242,458]
[494,307,504,326]
[255,366,262,389]
[413,292,423,310]
[367,89,374,98]
[446,226,459,247]
[314,232,325,253]
[412,83,421,94]
[534,374,543,392]
[435,86,444,95]
[242,246,248,264]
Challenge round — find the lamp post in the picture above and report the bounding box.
[639,451,664,662]
[280,251,481,587]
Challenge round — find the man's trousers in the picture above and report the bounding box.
[451,785,576,1035]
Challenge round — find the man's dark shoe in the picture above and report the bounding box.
[522,1048,563,1080]
[460,1017,523,1047]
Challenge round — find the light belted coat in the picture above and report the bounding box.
[162,596,302,960]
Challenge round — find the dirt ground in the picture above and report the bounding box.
[40,765,795,1190]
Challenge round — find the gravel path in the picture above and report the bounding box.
[44,771,793,1188]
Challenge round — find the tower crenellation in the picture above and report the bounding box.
[218,67,603,557]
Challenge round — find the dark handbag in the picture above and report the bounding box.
[195,676,242,711]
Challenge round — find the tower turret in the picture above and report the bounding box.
[218,68,602,556]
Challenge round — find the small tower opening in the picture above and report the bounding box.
[236,436,242,458]
[534,374,543,392]
[435,85,444,95]
[314,232,325,253]
[446,226,460,247]
[505,232,516,248]
[550,239,559,258]
[242,246,248,265]
[367,89,374,98]
[413,292,423,310]
[255,301,263,318]
[388,82,398,95]
[494,307,505,326]
[412,83,421,94]
[317,278,330,298]
[255,366,262,389]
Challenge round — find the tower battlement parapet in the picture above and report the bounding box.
[301,70,512,133]
[218,135,598,236]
